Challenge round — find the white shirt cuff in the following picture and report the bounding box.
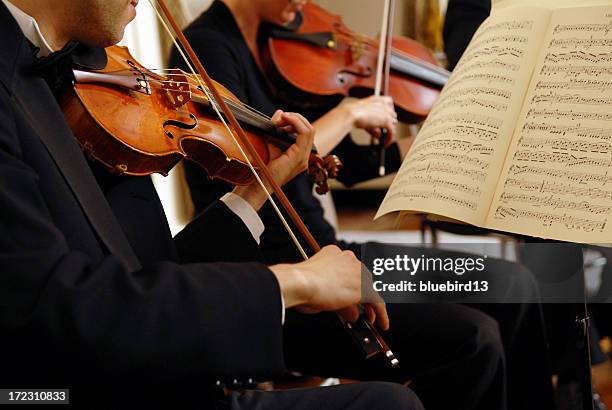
[220,192,265,244]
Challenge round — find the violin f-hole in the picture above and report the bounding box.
[163,113,198,137]
[339,66,373,79]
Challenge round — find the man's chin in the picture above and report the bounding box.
[79,32,124,49]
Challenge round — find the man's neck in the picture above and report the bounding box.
[5,0,69,51]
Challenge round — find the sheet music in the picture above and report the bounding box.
[488,6,612,243]
[376,8,551,223]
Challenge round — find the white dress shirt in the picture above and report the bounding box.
[2,0,53,57]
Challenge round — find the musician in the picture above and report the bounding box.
[172,1,557,409]
[0,0,428,408]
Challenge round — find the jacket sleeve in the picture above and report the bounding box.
[0,85,284,384]
[174,199,265,263]
[334,136,402,187]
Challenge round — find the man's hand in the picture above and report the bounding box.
[269,245,390,330]
[232,110,315,211]
[269,245,361,311]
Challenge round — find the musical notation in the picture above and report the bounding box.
[522,122,612,141]
[410,139,494,156]
[500,192,612,215]
[514,151,612,168]
[382,14,536,217]
[545,51,612,64]
[505,178,612,201]
[442,86,512,101]
[402,162,488,183]
[417,125,499,142]
[535,78,612,91]
[379,8,612,243]
[549,37,612,50]
[445,73,516,88]
[432,96,508,114]
[398,174,482,196]
[411,151,490,170]
[540,65,612,77]
[518,136,612,154]
[453,59,520,80]
[530,93,612,106]
[553,22,612,36]
[386,189,478,211]
[470,35,529,51]
[487,8,612,242]
[460,46,525,65]
[526,108,612,122]
[425,113,503,130]
[508,164,612,186]
[473,20,534,40]
[494,206,607,232]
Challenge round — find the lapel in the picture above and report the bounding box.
[13,61,142,273]
[0,3,140,272]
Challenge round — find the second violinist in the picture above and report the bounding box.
[171,1,555,410]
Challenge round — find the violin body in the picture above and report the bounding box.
[61,46,271,185]
[261,3,449,123]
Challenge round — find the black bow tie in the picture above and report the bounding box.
[31,40,79,71]
[30,41,107,93]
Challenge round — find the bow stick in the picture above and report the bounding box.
[373,0,396,177]
[151,0,398,368]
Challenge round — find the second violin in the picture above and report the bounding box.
[261,3,451,123]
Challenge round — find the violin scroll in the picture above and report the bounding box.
[308,154,343,195]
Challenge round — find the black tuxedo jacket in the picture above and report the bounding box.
[444,0,491,70]
[170,1,403,264]
[0,2,283,402]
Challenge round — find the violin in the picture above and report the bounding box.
[60,45,342,194]
[261,3,451,123]
[60,0,398,370]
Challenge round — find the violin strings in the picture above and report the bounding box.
[147,69,276,122]
[327,26,449,76]
[142,77,274,124]
[123,73,298,149]
[148,0,308,260]
[145,68,284,120]
[116,69,278,129]
[96,66,280,130]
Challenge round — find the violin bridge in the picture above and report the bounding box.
[162,71,192,109]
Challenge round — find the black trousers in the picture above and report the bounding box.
[282,247,555,410]
[222,382,424,410]
[66,382,422,409]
